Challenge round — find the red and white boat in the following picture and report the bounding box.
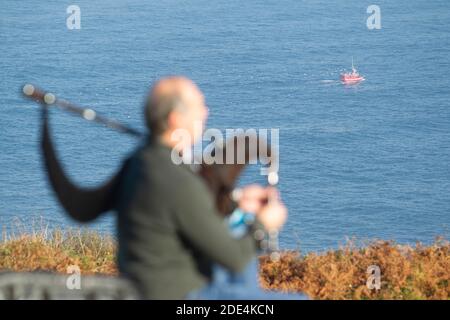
[340,58,365,84]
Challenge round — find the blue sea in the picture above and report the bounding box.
[1,0,449,252]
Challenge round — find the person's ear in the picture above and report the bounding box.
[167,111,182,130]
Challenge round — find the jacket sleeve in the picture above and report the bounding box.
[173,175,266,273]
[40,106,125,222]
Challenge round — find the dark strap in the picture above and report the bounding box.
[41,105,125,222]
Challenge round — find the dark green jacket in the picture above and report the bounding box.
[41,114,264,299]
[116,140,264,299]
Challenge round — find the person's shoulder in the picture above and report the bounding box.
[173,162,209,191]
[168,162,213,199]
[136,144,209,191]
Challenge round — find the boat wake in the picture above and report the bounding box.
[320,80,336,83]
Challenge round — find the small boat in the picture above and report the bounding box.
[340,57,365,84]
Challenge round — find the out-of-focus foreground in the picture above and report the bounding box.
[1,229,448,299]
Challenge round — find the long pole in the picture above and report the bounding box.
[22,84,144,137]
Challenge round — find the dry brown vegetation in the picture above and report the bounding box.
[0,229,117,276]
[260,238,449,299]
[1,228,448,299]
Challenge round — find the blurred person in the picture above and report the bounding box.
[41,76,305,299]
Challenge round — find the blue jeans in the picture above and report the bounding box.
[186,258,308,300]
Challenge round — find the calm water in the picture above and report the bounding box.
[1,0,449,251]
